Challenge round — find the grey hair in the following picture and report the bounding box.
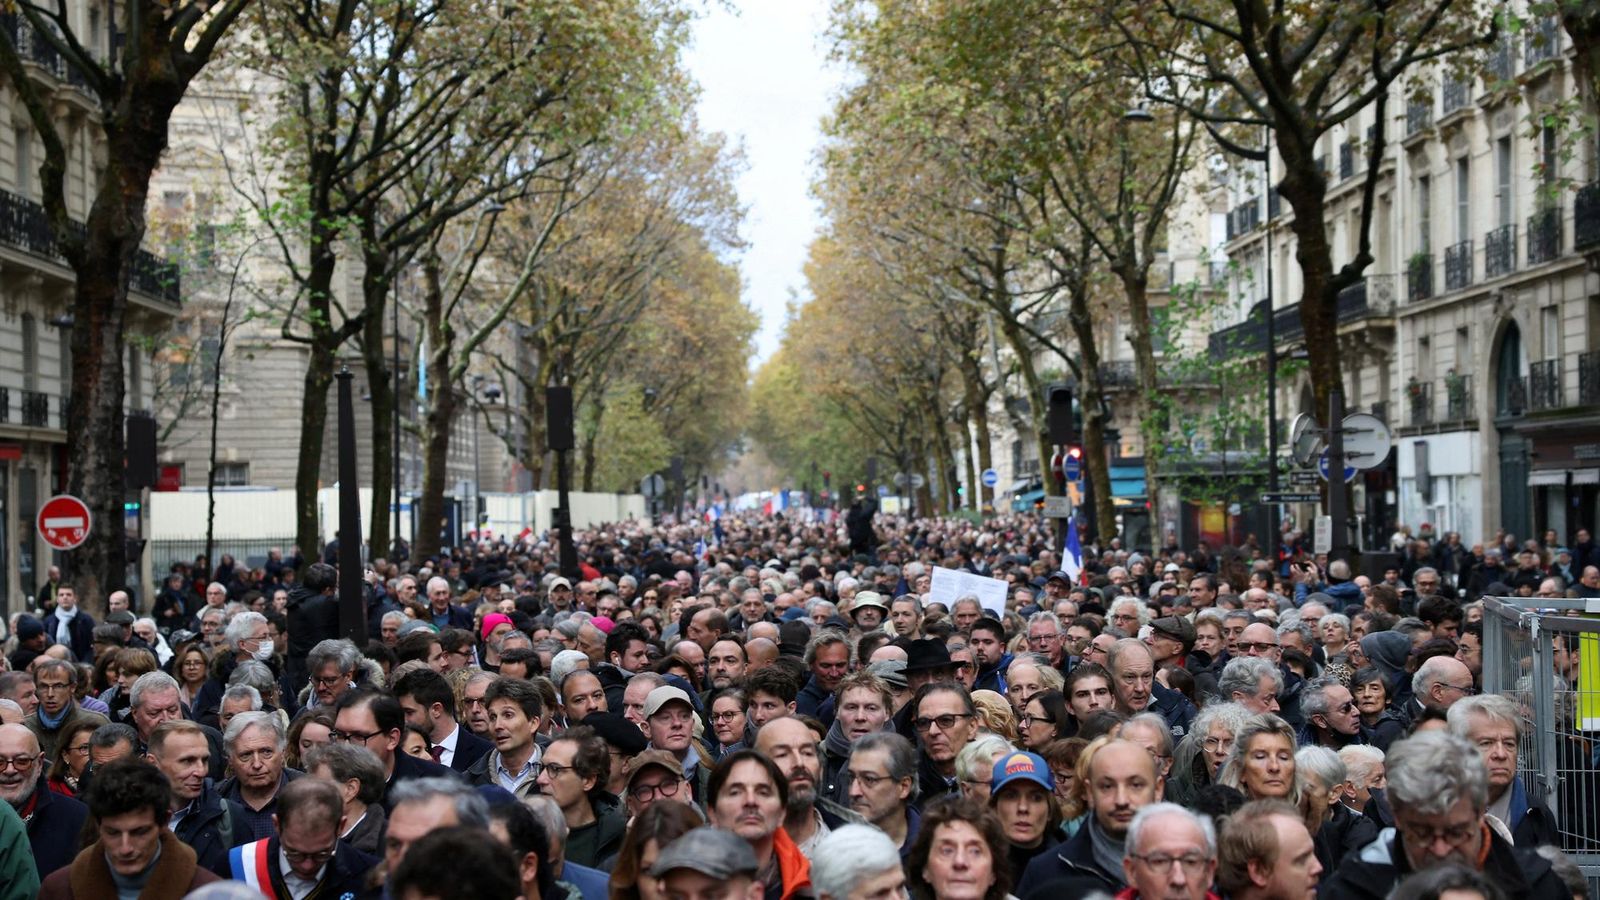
[225,710,285,751]
[1447,693,1521,741]
[199,606,226,624]
[810,825,903,900]
[1394,618,1432,644]
[1026,611,1062,633]
[1110,598,1153,629]
[1320,613,1350,636]
[1006,655,1064,691]
[220,684,262,712]
[553,619,583,642]
[381,610,408,628]
[90,723,140,751]
[1534,846,1588,899]
[426,576,451,596]
[228,660,277,694]
[1217,657,1280,702]
[955,733,1016,782]
[1195,608,1227,628]
[1125,802,1216,858]
[1385,731,1489,815]
[389,776,489,828]
[521,793,568,842]
[1299,677,1345,722]
[307,639,361,676]
[1122,712,1175,757]
[550,650,589,685]
[129,671,181,710]
[1294,745,1347,791]
[223,612,268,653]
[303,742,387,805]
[183,884,277,900]
[1192,702,1251,743]
[0,699,21,719]
[1411,655,1459,698]
[1275,621,1314,646]
[852,731,919,801]
[1218,714,1301,805]
[1222,610,1254,627]
[1338,745,1385,787]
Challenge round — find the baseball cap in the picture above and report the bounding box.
[1163,563,1181,574]
[650,827,757,879]
[549,576,573,591]
[643,685,694,719]
[990,751,1053,797]
[625,749,685,786]
[1047,570,1072,584]
[1150,616,1196,647]
[15,615,43,641]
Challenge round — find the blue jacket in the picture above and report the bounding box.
[174,778,259,878]
[974,653,1014,695]
[21,780,87,880]
[796,676,836,729]
[1149,682,1197,740]
[562,862,611,900]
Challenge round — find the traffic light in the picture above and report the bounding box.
[1067,446,1083,460]
[856,483,866,494]
[1046,384,1077,444]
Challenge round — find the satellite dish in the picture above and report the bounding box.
[1290,414,1323,468]
[1341,413,1393,470]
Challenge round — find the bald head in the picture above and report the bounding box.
[746,637,780,671]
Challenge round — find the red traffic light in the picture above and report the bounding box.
[1067,446,1083,459]
[856,484,866,493]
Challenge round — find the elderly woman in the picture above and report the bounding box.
[1218,713,1301,804]
[907,795,1014,900]
[811,824,907,900]
[956,733,1017,803]
[1296,744,1377,879]
[1349,666,1407,750]
[1171,701,1250,805]
[971,691,1019,744]
[1319,613,1352,662]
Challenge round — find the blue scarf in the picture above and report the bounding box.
[37,701,70,730]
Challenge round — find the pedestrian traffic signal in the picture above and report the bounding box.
[1046,384,1077,444]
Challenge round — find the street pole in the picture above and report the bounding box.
[1327,388,1349,560]
[335,367,366,643]
[1264,124,1280,569]
[547,384,580,580]
[391,288,401,555]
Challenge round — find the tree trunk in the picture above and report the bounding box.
[361,274,395,561]
[1280,167,1341,422]
[1118,270,1158,545]
[1068,283,1118,545]
[412,269,456,563]
[1561,5,1600,105]
[579,398,602,491]
[959,354,995,510]
[294,343,337,562]
[962,419,979,511]
[997,316,1058,523]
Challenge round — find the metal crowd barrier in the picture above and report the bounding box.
[1481,595,1600,892]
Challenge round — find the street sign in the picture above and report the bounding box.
[1043,496,1072,517]
[1290,414,1322,467]
[38,494,91,550]
[893,472,927,489]
[1289,470,1320,486]
[876,485,890,497]
[1063,456,1082,482]
[1317,451,1358,483]
[1340,412,1393,469]
[1259,492,1321,504]
[640,474,666,498]
[1313,515,1333,554]
[980,468,1000,488]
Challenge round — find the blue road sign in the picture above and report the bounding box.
[981,468,1000,488]
[1317,451,1358,484]
[1064,457,1082,482]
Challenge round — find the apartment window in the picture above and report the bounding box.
[1496,137,1514,227]
[1417,176,1432,253]
[20,314,37,391]
[1455,159,1470,241]
[127,351,143,410]
[1541,127,1558,205]
[14,127,29,197]
[1542,305,1560,359]
[1418,335,1433,377]
[213,462,249,487]
[87,6,100,58]
[1455,327,1470,370]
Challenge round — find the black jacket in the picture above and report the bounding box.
[284,585,339,694]
[174,778,259,878]
[796,676,836,729]
[231,835,376,898]
[1148,682,1197,740]
[448,728,494,773]
[40,611,96,663]
[382,750,460,811]
[914,752,959,810]
[21,779,89,880]
[1016,820,1124,898]
[1313,803,1377,881]
[1318,824,1568,900]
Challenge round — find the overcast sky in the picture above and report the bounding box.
[683,0,845,364]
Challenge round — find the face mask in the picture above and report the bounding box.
[252,642,275,662]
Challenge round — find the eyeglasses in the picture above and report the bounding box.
[914,713,973,733]
[1201,737,1233,753]
[1439,683,1477,697]
[1398,820,1479,849]
[1335,700,1358,713]
[0,755,37,772]
[36,682,73,694]
[849,771,896,789]
[1131,852,1212,872]
[329,730,384,744]
[540,762,572,778]
[66,743,91,755]
[1236,641,1280,653]
[628,778,682,802]
[312,674,350,687]
[710,711,743,723]
[1019,713,1055,726]
[282,846,336,865]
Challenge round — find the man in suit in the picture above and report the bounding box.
[425,577,474,630]
[226,777,376,898]
[330,688,458,812]
[40,586,95,663]
[394,669,491,772]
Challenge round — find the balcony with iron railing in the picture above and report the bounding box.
[1442,76,1470,115]
[0,189,180,304]
[1527,206,1561,265]
[1443,373,1473,422]
[1408,254,1434,301]
[0,388,63,428]
[1444,239,1473,291]
[1206,274,1396,358]
[1525,16,1562,68]
[1407,381,1433,426]
[1529,359,1563,410]
[1488,33,1516,81]
[1576,182,1600,252]
[1484,223,1516,278]
[1500,375,1527,417]
[0,13,95,92]
[1406,100,1433,137]
[1580,351,1600,406]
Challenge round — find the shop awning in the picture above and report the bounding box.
[1573,469,1600,486]
[1529,470,1567,487]
[1109,464,1147,500]
[1005,479,1033,496]
[1012,488,1046,511]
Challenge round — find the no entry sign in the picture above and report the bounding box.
[37,495,91,550]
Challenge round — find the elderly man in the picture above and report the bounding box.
[0,723,88,880]
[383,776,491,880]
[810,824,905,900]
[1018,739,1162,895]
[192,611,273,722]
[1216,799,1323,900]
[1108,639,1196,739]
[910,682,979,801]
[1401,655,1476,729]
[1447,694,1558,847]
[305,638,364,711]
[216,711,302,838]
[23,659,108,760]
[425,576,473,630]
[1118,803,1217,900]
[394,668,491,773]
[1026,612,1066,668]
[797,633,851,727]
[1298,676,1367,750]
[1218,657,1282,716]
[146,719,258,877]
[331,688,455,812]
[224,776,376,896]
[1319,732,1568,900]
[129,672,227,781]
[643,685,709,802]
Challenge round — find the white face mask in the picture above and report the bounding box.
[252,641,275,662]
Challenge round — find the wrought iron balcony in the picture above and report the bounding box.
[1206,274,1396,358]
[1408,254,1434,301]
[0,14,94,91]
[1406,100,1433,137]
[1443,373,1473,422]
[1444,239,1473,291]
[1442,76,1469,114]
[20,390,49,427]
[1580,351,1600,406]
[1339,143,1355,180]
[1501,376,1527,417]
[1407,381,1433,426]
[1529,359,1563,410]
[1484,224,1516,278]
[0,189,180,303]
[1526,16,1561,67]
[1577,182,1600,251]
[1527,207,1561,265]
[1488,33,1515,81]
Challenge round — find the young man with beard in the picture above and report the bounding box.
[755,716,832,858]
[0,723,87,880]
[707,750,812,900]
[394,668,491,773]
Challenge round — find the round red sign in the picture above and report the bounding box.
[37,495,92,551]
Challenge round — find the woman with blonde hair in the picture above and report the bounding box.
[971,690,1018,743]
[1217,712,1301,804]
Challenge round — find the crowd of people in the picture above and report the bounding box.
[0,508,1593,900]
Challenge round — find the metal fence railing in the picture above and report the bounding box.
[148,537,298,578]
[1481,596,1600,889]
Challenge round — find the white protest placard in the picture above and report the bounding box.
[928,566,1009,617]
